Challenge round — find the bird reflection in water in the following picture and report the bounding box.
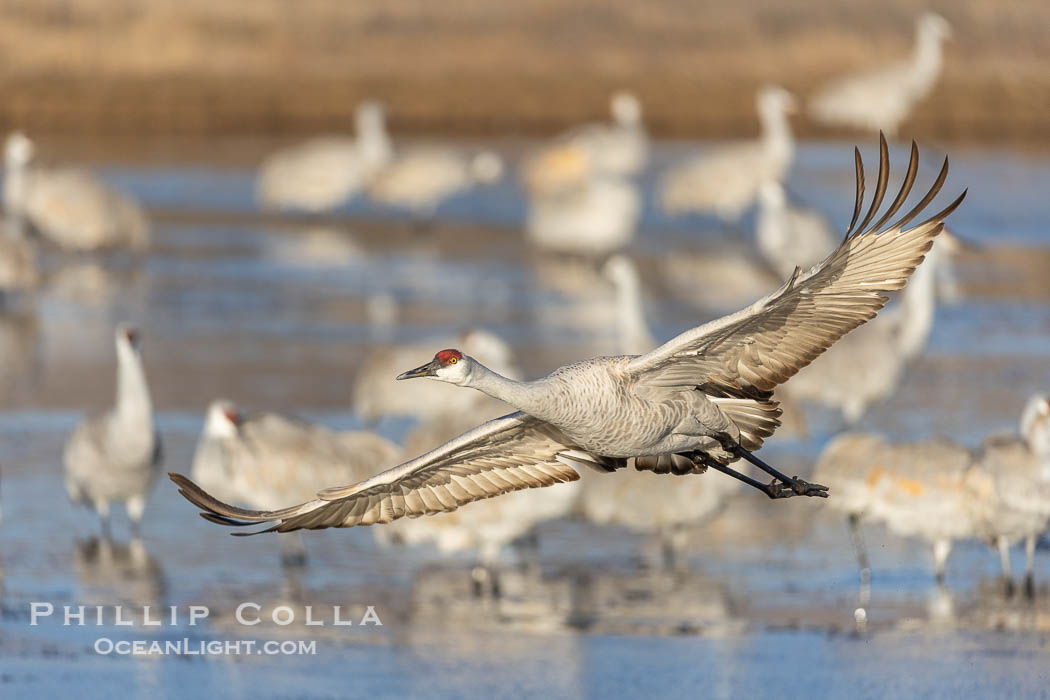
[73,536,166,607]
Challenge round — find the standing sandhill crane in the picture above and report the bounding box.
[0,214,38,304]
[171,136,965,542]
[523,91,648,194]
[815,433,983,589]
[755,181,836,280]
[572,91,648,177]
[0,137,39,300]
[369,148,503,221]
[525,173,641,257]
[972,394,1050,598]
[191,399,400,565]
[783,222,961,424]
[661,86,796,221]
[257,101,392,212]
[601,255,656,356]
[352,329,521,424]
[815,395,1050,609]
[809,13,952,137]
[522,91,645,257]
[65,326,161,537]
[4,132,149,252]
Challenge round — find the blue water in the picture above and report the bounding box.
[2,137,1049,698]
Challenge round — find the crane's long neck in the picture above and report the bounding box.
[357,116,392,170]
[464,363,546,416]
[759,104,793,166]
[755,190,786,264]
[612,271,655,355]
[115,347,153,429]
[3,154,27,219]
[1020,399,1050,463]
[894,248,939,358]
[910,30,944,92]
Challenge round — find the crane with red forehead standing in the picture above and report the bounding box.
[171,135,966,540]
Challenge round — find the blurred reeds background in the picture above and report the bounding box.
[0,0,1046,143]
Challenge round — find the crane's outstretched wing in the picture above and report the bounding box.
[627,134,966,398]
[171,412,596,535]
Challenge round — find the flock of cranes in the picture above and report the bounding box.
[172,137,975,581]
[4,10,1046,616]
[815,393,1050,617]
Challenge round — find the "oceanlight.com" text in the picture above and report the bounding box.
[94,638,318,656]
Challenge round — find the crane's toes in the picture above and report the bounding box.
[790,477,829,498]
[764,477,829,500]
[764,480,796,500]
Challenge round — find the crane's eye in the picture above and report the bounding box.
[449,357,458,364]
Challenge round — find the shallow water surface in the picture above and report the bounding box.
[1,138,1049,697]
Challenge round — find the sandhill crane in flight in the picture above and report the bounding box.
[809,13,951,137]
[171,135,965,541]
[577,255,742,570]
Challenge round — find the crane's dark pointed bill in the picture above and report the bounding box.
[396,359,439,380]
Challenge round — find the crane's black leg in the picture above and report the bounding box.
[703,460,802,500]
[729,445,828,498]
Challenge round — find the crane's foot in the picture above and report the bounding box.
[729,445,828,499]
[789,476,829,497]
[763,477,829,500]
[1024,574,1035,600]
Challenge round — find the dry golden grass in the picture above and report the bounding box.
[0,0,1047,142]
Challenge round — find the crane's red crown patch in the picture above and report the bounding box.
[435,349,462,366]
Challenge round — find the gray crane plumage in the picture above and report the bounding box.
[809,13,951,137]
[171,135,965,535]
[972,394,1050,597]
[4,132,150,252]
[783,222,959,424]
[661,86,796,221]
[579,254,743,568]
[65,326,161,534]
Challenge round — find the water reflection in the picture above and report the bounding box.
[73,536,166,607]
[566,567,737,636]
[261,225,367,267]
[0,310,40,403]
